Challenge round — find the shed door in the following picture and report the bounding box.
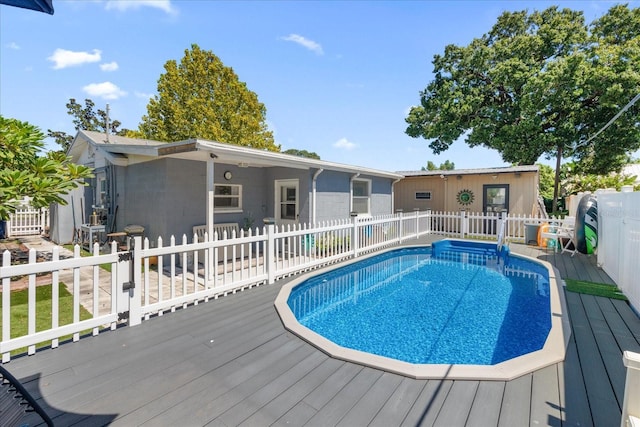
[483,184,509,234]
[275,180,299,225]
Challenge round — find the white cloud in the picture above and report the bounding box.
[7,42,20,50]
[48,48,101,69]
[280,34,324,55]
[100,61,119,71]
[83,81,127,100]
[333,137,357,150]
[134,91,153,99]
[104,0,176,14]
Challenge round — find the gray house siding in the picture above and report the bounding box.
[370,176,393,216]
[315,170,351,222]
[118,161,277,242]
[218,165,269,230]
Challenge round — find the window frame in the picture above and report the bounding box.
[214,184,243,213]
[415,191,432,200]
[351,178,371,215]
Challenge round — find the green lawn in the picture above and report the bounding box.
[63,244,114,272]
[0,283,92,355]
[565,278,628,300]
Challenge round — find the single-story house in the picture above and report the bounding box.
[393,165,542,216]
[49,130,403,245]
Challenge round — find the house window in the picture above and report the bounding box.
[214,184,242,212]
[352,179,371,215]
[415,191,432,200]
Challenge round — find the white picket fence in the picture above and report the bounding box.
[4,207,49,237]
[0,209,553,362]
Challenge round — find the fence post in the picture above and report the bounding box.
[127,234,142,326]
[621,351,640,427]
[351,213,359,258]
[5,218,10,238]
[426,209,431,235]
[266,222,276,284]
[497,212,505,241]
[397,211,404,243]
[460,210,466,238]
[414,209,419,239]
[40,208,46,235]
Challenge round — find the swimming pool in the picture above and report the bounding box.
[275,240,570,380]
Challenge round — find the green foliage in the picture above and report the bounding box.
[561,161,639,194]
[406,5,640,175]
[0,116,94,218]
[138,44,279,151]
[282,148,321,159]
[538,164,555,200]
[422,160,455,171]
[47,98,130,152]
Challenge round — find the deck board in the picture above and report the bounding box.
[2,241,639,426]
[465,381,505,427]
[401,380,453,426]
[433,380,479,426]
[369,377,427,426]
[530,364,562,426]
[497,374,531,427]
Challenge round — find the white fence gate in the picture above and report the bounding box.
[4,207,49,237]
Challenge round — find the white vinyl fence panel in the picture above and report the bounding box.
[598,190,640,311]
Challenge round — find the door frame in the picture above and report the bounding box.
[482,184,510,214]
[274,179,299,225]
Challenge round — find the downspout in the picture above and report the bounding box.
[391,178,401,213]
[350,173,360,214]
[312,168,324,225]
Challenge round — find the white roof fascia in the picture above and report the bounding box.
[194,139,403,179]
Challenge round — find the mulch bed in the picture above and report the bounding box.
[0,239,56,291]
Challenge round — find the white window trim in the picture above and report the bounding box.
[351,178,371,215]
[214,184,243,213]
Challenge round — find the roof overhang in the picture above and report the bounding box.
[74,131,403,180]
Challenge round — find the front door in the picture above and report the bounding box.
[275,179,299,225]
[483,184,509,234]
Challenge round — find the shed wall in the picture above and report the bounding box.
[394,171,538,215]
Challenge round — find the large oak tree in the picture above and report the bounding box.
[406,5,640,211]
[138,44,279,151]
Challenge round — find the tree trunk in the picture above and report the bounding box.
[552,144,563,213]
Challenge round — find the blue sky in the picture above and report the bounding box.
[1,0,636,172]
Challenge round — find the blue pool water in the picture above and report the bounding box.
[286,246,551,365]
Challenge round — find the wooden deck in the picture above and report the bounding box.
[7,240,640,426]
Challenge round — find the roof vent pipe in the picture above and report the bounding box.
[105,103,110,144]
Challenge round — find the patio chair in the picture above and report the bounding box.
[0,364,54,426]
[540,222,577,257]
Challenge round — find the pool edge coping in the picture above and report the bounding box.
[274,241,571,381]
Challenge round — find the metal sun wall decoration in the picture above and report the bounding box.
[456,189,474,205]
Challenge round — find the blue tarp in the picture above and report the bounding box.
[0,0,54,14]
